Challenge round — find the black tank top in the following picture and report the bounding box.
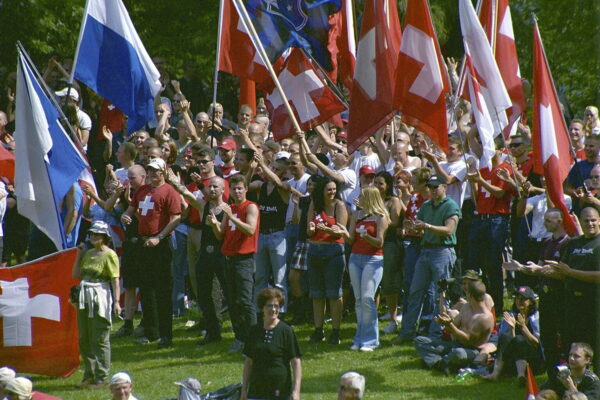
[259,183,286,233]
[200,204,224,252]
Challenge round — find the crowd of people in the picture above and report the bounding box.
[0,56,599,399]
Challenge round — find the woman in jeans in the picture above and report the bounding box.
[339,187,389,351]
[306,177,348,345]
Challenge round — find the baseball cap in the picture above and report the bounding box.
[5,377,32,398]
[146,158,166,170]
[88,221,111,237]
[275,151,291,161]
[359,165,376,176]
[336,131,348,139]
[174,378,201,394]
[55,87,79,102]
[516,286,537,301]
[461,270,481,281]
[218,138,236,151]
[110,372,132,386]
[426,174,447,187]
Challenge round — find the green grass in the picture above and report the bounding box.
[31,312,529,400]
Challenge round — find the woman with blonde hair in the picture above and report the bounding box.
[339,186,389,351]
[584,105,600,135]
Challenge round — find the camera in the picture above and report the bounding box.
[556,365,571,378]
[437,278,455,293]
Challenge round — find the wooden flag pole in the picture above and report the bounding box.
[233,0,303,135]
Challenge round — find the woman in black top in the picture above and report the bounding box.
[242,288,302,400]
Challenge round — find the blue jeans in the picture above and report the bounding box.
[255,231,288,309]
[466,215,509,312]
[400,247,456,340]
[402,239,421,313]
[171,230,188,316]
[285,224,300,267]
[415,336,479,369]
[349,253,383,349]
[307,243,345,299]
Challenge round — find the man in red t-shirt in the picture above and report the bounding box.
[207,174,259,353]
[121,158,182,348]
[217,137,239,178]
[466,148,516,313]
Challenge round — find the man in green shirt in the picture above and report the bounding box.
[399,174,461,341]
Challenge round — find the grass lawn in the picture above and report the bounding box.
[32,312,530,400]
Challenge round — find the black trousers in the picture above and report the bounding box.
[225,254,256,342]
[139,239,173,340]
[197,250,228,337]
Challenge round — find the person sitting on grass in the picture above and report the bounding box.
[108,372,138,400]
[414,280,494,374]
[540,342,600,400]
[337,371,365,400]
[481,286,543,384]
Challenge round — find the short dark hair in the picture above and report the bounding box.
[229,174,247,188]
[238,148,255,163]
[257,287,285,310]
[467,280,486,302]
[193,144,215,160]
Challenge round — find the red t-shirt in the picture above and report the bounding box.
[221,200,260,256]
[311,211,344,244]
[404,193,427,238]
[131,183,182,236]
[186,177,230,227]
[352,219,383,255]
[575,148,586,161]
[475,162,515,215]
[517,154,534,177]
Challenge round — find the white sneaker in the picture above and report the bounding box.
[382,321,398,334]
[350,344,360,351]
[359,346,374,352]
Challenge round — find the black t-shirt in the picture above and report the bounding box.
[243,321,301,399]
[298,196,311,242]
[541,369,600,399]
[561,234,600,306]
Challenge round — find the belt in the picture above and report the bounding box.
[475,213,508,220]
[260,227,284,234]
[225,253,254,261]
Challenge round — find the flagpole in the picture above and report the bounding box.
[234,0,303,135]
[70,0,92,85]
[210,0,226,147]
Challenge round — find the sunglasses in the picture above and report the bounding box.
[509,143,523,148]
[196,159,212,165]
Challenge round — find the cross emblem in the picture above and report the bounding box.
[139,195,155,216]
[228,213,238,231]
[356,224,368,237]
[0,278,60,347]
[481,180,492,198]
[268,66,323,123]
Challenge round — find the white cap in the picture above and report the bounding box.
[146,157,166,170]
[110,372,132,386]
[275,151,291,161]
[55,87,79,102]
[5,377,32,399]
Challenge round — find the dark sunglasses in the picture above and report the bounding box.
[195,159,212,164]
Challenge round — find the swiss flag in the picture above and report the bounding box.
[328,0,356,90]
[394,0,450,152]
[0,146,14,184]
[97,99,124,140]
[218,0,270,83]
[0,249,80,377]
[347,0,401,153]
[264,49,346,141]
[466,56,496,170]
[479,0,526,138]
[531,21,578,236]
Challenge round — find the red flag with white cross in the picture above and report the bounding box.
[264,49,346,141]
[531,20,578,236]
[0,249,80,377]
[347,0,401,153]
[394,0,450,152]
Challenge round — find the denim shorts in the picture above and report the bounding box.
[307,242,345,299]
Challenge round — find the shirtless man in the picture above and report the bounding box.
[414,280,495,373]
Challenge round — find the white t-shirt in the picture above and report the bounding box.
[440,159,468,208]
[337,166,357,204]
[385,155,420,174]
[286,173,310,223]
[0,182,7,236]
[115,168,129,185]
[526,193,572,240]
[350,152,382,176]
[77,109,92,131]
